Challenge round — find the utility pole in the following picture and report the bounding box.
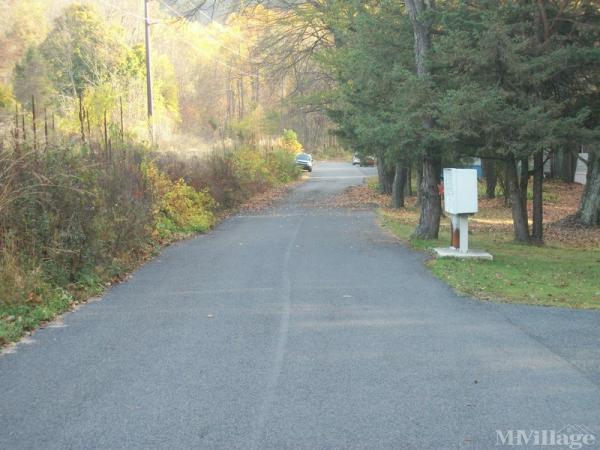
[280,75,285,128]
[144,0,154,142]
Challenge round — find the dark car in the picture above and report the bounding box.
[295,153,313,172]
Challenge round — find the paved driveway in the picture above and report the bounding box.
[1,162,599,449]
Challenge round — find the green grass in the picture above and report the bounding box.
[367,177,380,191]
[382,211,600,309]
[0,289,74,345]
[312,147,353,161]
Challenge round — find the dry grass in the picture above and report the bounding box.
[315,182,391,210]
[473,181,600,248]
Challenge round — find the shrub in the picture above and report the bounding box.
[233,147,274,193]
[0,136,300,345]
[281,129,303,154]
[143,161,215,239]
[0,143,158,344]
[0,142,217,343]
[267,149,300,183]
[0,83,13,108]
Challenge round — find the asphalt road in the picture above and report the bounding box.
[1,162,600,449]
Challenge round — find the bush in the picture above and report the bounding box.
[154,144,300,210]
[281,129,303,154]
[143,161,215,239]
[0,144,155,285]
[0,141,219,344]
[0,83,13,108]
[267,149,301,183]
[234,147,274,193]
[0,136,301,345]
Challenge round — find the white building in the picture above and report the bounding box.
[575,153,588,185]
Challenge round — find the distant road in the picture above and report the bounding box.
[1,162,599,449]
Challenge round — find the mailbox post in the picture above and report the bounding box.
[434,168,492,260]
[443,168,478,253]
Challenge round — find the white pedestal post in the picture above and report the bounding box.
[459,214,469,254]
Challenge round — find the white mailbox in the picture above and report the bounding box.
[443,168,478,215]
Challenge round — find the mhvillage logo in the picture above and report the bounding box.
[496,425,596,449]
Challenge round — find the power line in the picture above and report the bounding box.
[92,0,155,22]
[157,0,246,57]
[156,0,258,78]
[94,0,257,80]
[159,0,221,25]
[144,0,154,142]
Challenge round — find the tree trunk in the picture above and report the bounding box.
[414,156,442,239]
[579,151,600,226]
[415,158,423,206]
[404,0,430,79]
[502,160,510,206]
[532,151,544,243]
[377,153,394,194]
[519,157,529,207]
[405,0,441,239]
[551,148,576,182]
[405,165,412,197]
[506,154,530,242]
[392,163,408,209]
[482,158,497,199]
[376,153,386,193]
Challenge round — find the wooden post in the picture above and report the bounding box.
[78,93,85,143]
[238,75,244,120]
[44,107,49,151]
[119,96,124,143]
[14,104,20,151]
[21,114,26,143]
[31,95,37,151]
[103,110,108,157]
[255,67,260,106]
[86,109,91,143]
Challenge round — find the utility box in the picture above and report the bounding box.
[443,168,478,215]
[435,168,491,260]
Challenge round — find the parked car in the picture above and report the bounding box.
[295,153,313,172]
[352,153,375,167]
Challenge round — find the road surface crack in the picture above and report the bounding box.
[250,217,304,447]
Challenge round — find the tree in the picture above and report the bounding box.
[404,0,443,239]
[40,4,128,97]
[164,0,600,230]
[431,1,599,242]
[315,1,417,197]
[482,159,497,199]
[13,47,54,109]
[580,152,600,226]
[0,0,48,83]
